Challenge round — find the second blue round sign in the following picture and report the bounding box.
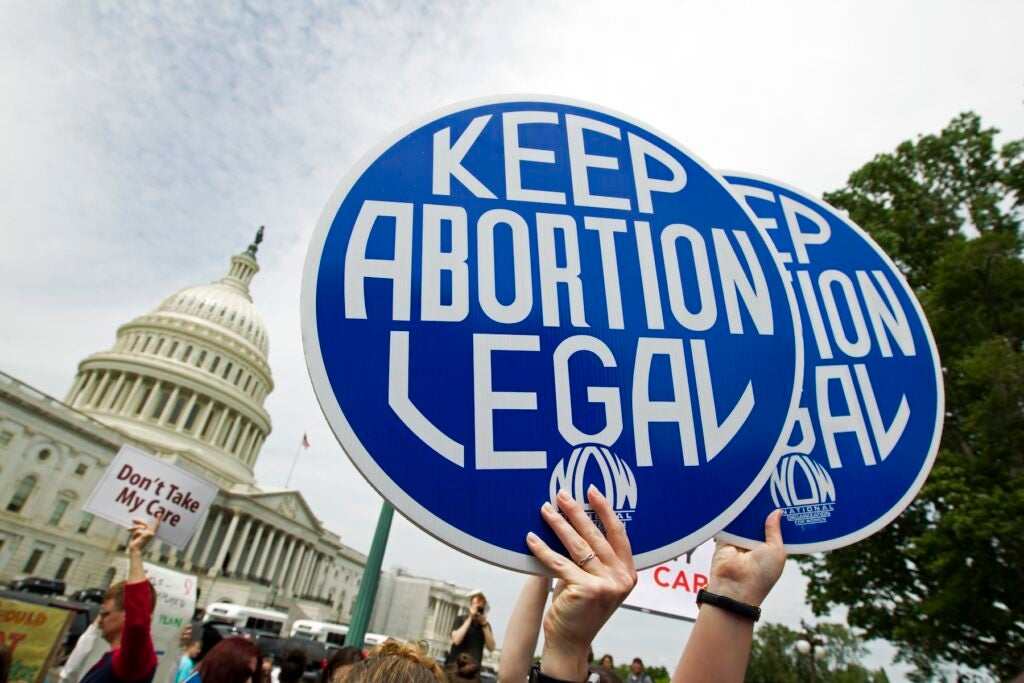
[301,97,803,571]
[720,173,944,553]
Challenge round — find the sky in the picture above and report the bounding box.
[1,1,1021,679]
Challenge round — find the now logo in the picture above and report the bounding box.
[549,444,638,516]
[769,453,836,508]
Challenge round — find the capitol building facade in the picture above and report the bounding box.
[0,232,468,657]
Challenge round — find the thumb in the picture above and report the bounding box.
[764,509,784,549]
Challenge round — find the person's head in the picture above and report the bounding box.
[0,642,12,683]
[468,592,487,617]
[631,657,644,674]
[446,653,480,682]
[345,640,444,683]
[278,649,307,683]
[195,623,224,664]
[600,654,614,668]
[324,647,364,683]
[261,657,273,676]
[196,637,262,683]
[99,580,157,644]
[185,637,203,659]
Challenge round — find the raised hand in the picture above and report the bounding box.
[127,515,161,556]
[709,509,786,605]
[526,486,638,681]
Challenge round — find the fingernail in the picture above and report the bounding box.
[541,502,553,513]
[557,489,571,501]
[526,532,539,543]
[587,484,603,498]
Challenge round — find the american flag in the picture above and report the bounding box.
[301,432,310,449]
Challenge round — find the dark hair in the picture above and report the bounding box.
[599,654,614,667]
[196,637,262,683]
[632,657,643,666]
[323,647,364,683]
[445,653,480,682]
[278,649,307,683]
[0,643,12,683]
[195,623,225,664]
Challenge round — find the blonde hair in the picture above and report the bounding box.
[345,640,445,683]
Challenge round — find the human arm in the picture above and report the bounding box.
[113,516,160,682]
[671,509,786,683]
[451,611,474,647]
[480,610,496,653]
[60,617,103,683]
[498,575,551,682]
[526,487,637,681]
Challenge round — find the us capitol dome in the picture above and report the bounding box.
[0,229,475,657]
[66,229,273,486]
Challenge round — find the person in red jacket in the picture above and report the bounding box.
[82,516,161,683]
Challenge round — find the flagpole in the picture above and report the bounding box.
[285,441,303,488]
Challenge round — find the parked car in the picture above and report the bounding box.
[69,587,106,604]
[8,576,66,596]
[255,636,328,682]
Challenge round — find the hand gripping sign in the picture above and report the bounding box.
[719,173,943,552]
[302,97,803,571]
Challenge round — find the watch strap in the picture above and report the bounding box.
[529,664,600,683]
[695,587,761,621]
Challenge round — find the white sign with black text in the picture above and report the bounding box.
[83,445,218,549]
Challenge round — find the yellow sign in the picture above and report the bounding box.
[0,597,73,683]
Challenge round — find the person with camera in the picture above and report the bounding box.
[448,592,495,667]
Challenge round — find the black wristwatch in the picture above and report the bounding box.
[529,664,600,683]
[695,587,761,621]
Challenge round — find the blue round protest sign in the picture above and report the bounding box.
[301,97,803,572]
[719,173,943,553]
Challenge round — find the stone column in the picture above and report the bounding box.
[302,549,318,595]
[209,511,240,577]
[75,371,100,406]
[223,415,242,452]
[211,408,231,445]
[102,373,127,410]
[177,392,199,433]
[275,536,297,586]
[198,508,225,569]
[302,549,317,594]
[226,516,254,576]
[118,377,144,416]
[140,380,164,419]
[255,528,279,581]
[82,374,107,405]
[286,543,308,595]
[66,373,87,404]
[241,523,267,578]
[196,400,216,436]
[270,535,294,584]
[158,386,181,424]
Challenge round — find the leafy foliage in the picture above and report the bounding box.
[800,113,1024,681]
[745,622,889,683]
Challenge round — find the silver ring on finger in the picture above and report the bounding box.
[577,551,597,567]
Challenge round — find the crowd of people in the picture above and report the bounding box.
[6,486,786,683]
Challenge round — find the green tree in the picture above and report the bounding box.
[745,622,889,683]
[800,113,1024,681]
